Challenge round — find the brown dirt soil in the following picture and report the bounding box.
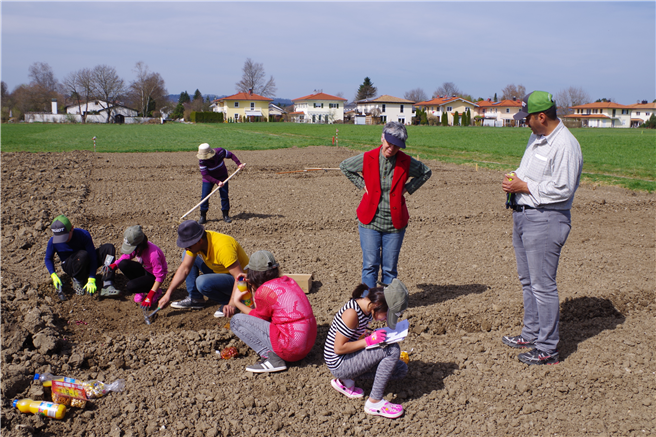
[1,146,654,437]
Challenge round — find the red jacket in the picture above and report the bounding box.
[356,146,411,229]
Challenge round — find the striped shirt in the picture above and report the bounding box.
[324,299,373,371]
[340,148,432,233]
[514,120,583,210]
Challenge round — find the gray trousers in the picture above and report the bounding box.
[330,343,408,400]
[513,209,571,353]
[230,313,273,358]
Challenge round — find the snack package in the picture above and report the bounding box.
[82,379,126,399]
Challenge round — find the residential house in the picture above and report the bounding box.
[414,96,478,126]
[211,90,272,122]
[65,100,138,118]
[626,101,656,127]
[563,102,631,128]
[474,98,522,126]
[291,92,347,124]
[268,103,287,122]
[355,95,414,125]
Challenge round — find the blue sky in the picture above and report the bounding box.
[2,1,654,104]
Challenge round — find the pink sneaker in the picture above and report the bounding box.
[331,379,364,399]
[134,293,146,304]
[364,401,404,419]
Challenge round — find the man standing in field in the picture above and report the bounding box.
[501,91,583,365]
[197,143,245,224]
[340,121,432,289]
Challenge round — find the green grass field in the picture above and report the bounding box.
[2,123,654,191]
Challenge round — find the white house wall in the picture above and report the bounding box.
[293,100,344,123]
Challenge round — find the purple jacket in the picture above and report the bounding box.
[199,148,241,185]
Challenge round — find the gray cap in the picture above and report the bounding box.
[121,225,145,254]
[244,250,278,272]
[384,278,409,329]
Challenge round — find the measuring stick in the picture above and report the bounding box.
[180,167,242,220]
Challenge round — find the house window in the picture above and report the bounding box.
[636,111,641,116]
[586,109,591,114]
[314,103,320,108]
[329,103,339,108]
[250,102,255,110]
[382,104,386,113]
[446,106,453,112]
[234,102,239,108]
[506,108,510,113]
[622,109,628,115]
[647,112,651,116]
[400,105,404,113]
[381,115,387,123]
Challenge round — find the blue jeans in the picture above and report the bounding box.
[513,209,571,353]
[201,181,229,213]
[183,252,235,304]
[358,225,406,289]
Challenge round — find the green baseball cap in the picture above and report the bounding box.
[50,215,72,243]
[244,250,278,272]
[384,278,409,329]
[121,225,145,254]
[514,91,555,120]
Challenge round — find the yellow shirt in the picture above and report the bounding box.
[185,231,249,274]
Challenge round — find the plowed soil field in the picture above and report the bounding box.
[1,146,654,436]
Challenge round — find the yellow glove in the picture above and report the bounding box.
[84,278,97,294]
[51,273,62,289]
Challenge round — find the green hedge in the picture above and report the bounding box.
[190,111,224,123]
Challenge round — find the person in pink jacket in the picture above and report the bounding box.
[230,250,317,373]
[107,225,168,309]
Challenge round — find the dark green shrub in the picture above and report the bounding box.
[190,111,224,123]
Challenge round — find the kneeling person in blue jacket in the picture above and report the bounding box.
[45,215,118,297]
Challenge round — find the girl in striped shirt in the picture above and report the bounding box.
[323,279,409,419]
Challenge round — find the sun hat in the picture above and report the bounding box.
[176,220,205,249]
[197,143,216,160]
[50,215,73,244]
[244,250,279,272]
[121,225,145,254]
[514,91,555,120]
[384,278,409,329]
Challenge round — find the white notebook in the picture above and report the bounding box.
[365,319,409,349]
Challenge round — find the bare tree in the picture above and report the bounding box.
[432,82,462,98]
[28,62,60,112]
[235,58,277,97]
[555,86,591,115]
[404,88,428,103]
[500,84,526,101]
[129,61,168,117]
[91,64,126,123]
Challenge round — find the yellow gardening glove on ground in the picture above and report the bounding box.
[51,273,62,289]
[84,278,97,294]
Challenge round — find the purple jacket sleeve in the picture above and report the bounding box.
[226,150,242,167]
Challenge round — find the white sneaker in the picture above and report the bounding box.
[213,308,225,318]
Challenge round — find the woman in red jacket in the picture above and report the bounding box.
[230,250,317,373]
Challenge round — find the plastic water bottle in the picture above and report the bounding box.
[13,399,66,419]
[34,373,79,388]
[237,278,253,308]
